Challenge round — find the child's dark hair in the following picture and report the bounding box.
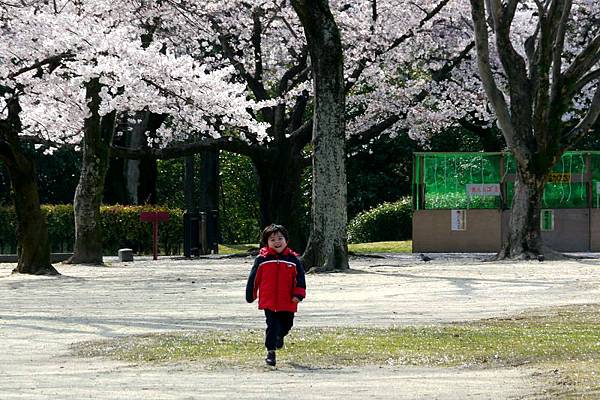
[261,224,289,246]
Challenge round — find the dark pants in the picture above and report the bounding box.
[264,309,295,351]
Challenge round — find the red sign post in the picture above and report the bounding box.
[140,211,169,260]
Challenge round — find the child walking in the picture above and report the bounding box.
[246,224,306,367]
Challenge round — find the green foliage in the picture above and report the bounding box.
[0,205,184,255]
[156,158,185,209]
[0,163,10,206]
[44,205,77,252]
[0,147,81,206]
[218,152,260,244]
[346,125,503,219]
[347,133,417,219]
[155,152,260,244]
[347,198,412,243]
[418,153,503,210]
[0,206,17,253]
[424,192,500,209]
[100,205,184,255]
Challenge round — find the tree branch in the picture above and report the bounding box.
[470,0,520,154]
[287,119,312,144]
[7,51,74,79]
[345,0,451,93]
[288,91,309,131]
[564,32,600,95]
[493,0,532,123]
[19,134,77,149]
[431,41,475,81]
[251,7,264,84]
[561,85,600,148]
[350,40,475,147]
[549,0,571,104]
[210,18,269,102]
[110,135,268,160]
[277,46,309,96]
[570,69,600,97]
[348,115,401,148]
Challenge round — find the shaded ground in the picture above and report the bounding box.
[2,254,600,399]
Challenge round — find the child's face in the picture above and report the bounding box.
[267,232,287,253]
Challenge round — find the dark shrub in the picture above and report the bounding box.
[348,198,412,243]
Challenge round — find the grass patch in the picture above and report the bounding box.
[348,241,412,253]
[76,304,600,397]
[77,309,600,368]
[218,244,258,255]
[217,241,413,255]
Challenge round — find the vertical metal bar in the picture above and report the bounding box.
[153,219,158,260]
[419,155,425,210]
[587,152,592,251]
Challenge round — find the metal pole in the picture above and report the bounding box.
[153,220,158,260]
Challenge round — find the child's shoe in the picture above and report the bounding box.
[276,336,284,349]
[265,350,276,366]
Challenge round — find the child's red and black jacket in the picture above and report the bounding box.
[245,246,306,313]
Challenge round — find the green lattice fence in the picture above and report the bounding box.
[413,151,600,210]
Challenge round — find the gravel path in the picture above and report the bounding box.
[2,254,600,399]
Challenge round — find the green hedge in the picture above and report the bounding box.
[0,205,184,255]
[347,198,413,243]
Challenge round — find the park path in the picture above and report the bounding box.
[2,254,600,399]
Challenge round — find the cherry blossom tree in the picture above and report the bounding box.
[111,0,478,258]
[0,0,265,272]
[469,0,600,259]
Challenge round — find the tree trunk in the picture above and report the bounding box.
[66,78,115,265]
[292,0,349,272]
[199,149,220,212]
[498,165,546,259]
[103,153,128,205]
[0,94,58,275]
[253,146,308,251]
[5,155,59,275]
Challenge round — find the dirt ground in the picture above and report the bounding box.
[2,253,600,399]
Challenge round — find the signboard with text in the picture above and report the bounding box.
[548,173,571,183]
[451,209,466,231]
[466,183,501,196]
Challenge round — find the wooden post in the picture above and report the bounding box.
[140,211,169,260]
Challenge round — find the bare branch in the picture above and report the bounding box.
[288,90,309,131]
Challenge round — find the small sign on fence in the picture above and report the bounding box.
[466,183,501,196]
[451,209,466,231]
[548,173,571,183]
